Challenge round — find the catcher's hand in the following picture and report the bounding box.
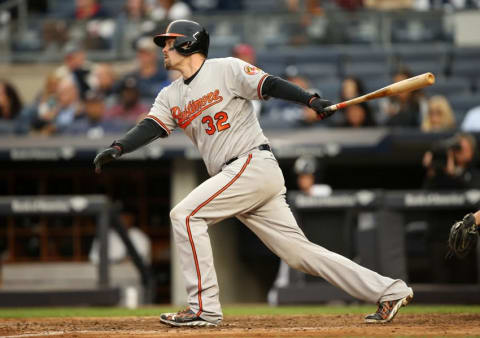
[448,213,479,258]
[309,97,334,120]
[93,145,122,173]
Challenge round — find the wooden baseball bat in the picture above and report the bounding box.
[324,72,435,112]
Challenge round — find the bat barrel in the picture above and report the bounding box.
[323,72,435,112]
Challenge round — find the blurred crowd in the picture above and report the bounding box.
[1,0,480,137]
[1,36,182,136]
[1,40,479,137]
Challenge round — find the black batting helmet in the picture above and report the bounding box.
[154,20,209,57]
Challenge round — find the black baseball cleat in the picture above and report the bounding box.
[364,293,413,324]
[160,308,217,327]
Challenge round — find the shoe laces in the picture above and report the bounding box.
[177,307,194,315]
[376,301,395,318]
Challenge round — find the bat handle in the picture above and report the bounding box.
[324,102,347,112]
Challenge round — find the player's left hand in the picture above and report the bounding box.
[93,145,122,174]
[310,97,334,120]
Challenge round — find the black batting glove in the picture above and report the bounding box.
[309,95,334,120]
[93,145,122,173]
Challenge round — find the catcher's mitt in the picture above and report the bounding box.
[448,213,479,258]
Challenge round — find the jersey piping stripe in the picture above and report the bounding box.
[185,153,253,317]
[257,74,269,100]
[145,115,171,135]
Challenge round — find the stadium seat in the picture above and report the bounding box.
[342,61,389,80]
[261,62,288,76]
[101,0,123,16]
[391,18,447,43]
[448,94,480,122]
[451,60,480,80]
[258,47,341,69]
[243,0,287,12]
[362,76,391,93]
[256,51,289,65]
[395,61,446,78]
[291,47,341,64]
[452,47,480,63]
[393,44,449,63]
[341,46,391,64]
[47,0,74,18]
[208,47,233,59]
[296,63,338,80]
[424,77,471,97]
[313,78,341,102]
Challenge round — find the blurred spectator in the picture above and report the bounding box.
[335,76,375,127]
[72,0,109,20]
[378,69,424,127]
[286,0,326,44]
[67,1,115,51]
[232,43,261,117]
[294,155,332,197]
[55,44,95,99]
[429,0,480,10]
[43,0,111,53]
[186,0,243,10]
[105,76,149,124]
[89,212,152,265]
[261,72,319,127]
[34,76,82,135]
[461,105,480,132]
[150,0,192,21]
[118,0,157,57]
[63,91,130,137]
[92,63,117,108]
[16,73,59,134]
[43,20,69,52]
[123,0,150,20]
[339,103,376,128]
[423,132,480,189]
[335,0,364,10]
[340,76,365,101]
[0,80,23,134]
[421,95,456,133]
[158,69,182,89]
[364,0,413,9]
[232,43,256,66]
[124,36,167,104]
[0,80,23,120]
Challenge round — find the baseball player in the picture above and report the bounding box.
[94,20,413,327]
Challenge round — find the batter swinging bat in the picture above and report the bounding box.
[324,72,435,112]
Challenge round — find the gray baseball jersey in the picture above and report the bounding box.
[146,57,269,176]
[146,57,412,324]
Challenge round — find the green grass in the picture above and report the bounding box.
[1,304,480,319]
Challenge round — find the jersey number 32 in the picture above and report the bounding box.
[201,112,230,135]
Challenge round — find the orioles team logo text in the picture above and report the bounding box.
[171,89,223,129]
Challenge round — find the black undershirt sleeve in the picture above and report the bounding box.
[113,118,167,154]
[261,75,317,106]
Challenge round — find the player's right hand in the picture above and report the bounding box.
[93,145,122,174]
[310,97,334,120]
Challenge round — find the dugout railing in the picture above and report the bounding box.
[268,190,480,305]
[0,195,154,307]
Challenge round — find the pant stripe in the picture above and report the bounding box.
[185,154,252,317]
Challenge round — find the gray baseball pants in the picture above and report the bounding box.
[169,148,413,324]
